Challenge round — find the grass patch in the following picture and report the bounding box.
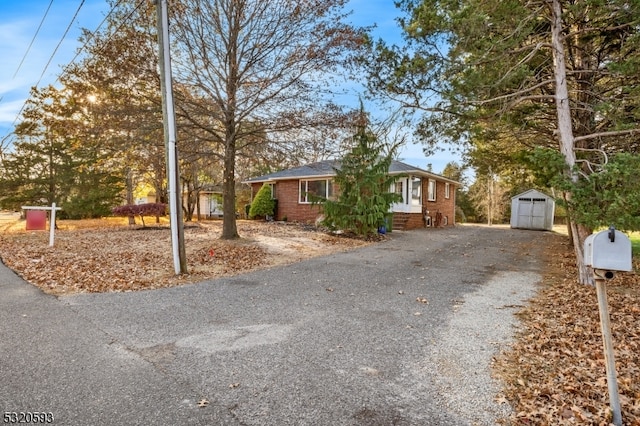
[629,232,640,256]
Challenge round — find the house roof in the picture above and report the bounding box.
[243,159,461,186]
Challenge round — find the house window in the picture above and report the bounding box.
[411,177,421,206]
[269,183,276,199]
[428,179,436,201]
[393,180,404,204]
[299,179,333,203]
[394,180,403,197]
[445,183,450,199]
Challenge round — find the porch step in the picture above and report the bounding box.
[392,214,409,231]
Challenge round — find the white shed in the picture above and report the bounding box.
[510,189,555,231]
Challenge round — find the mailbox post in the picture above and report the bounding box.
[584,226,632,426]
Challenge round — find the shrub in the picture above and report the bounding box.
[112,203,167,227]
[249,184,275,219]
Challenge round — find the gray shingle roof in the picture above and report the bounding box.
[244,159,460,185]
[244,160,339,182]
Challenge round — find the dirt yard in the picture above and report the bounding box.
[0,216,368,295]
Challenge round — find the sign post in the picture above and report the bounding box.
[21,203,62,247]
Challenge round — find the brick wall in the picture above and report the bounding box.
[251,177,457,228]
[423,179,456,227]
[392,213,425,230]
[251,181,323,223]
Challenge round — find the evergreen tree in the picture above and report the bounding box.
[248,184,275,219]
[0,85,124,217]
[364,0,640,283]
[318,124,401,237]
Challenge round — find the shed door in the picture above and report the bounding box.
[517,197,547,229]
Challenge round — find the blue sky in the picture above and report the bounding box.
[0,0,461,173]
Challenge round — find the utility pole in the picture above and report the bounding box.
[154,0,187,274]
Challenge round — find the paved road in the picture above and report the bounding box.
[1,225,552,425]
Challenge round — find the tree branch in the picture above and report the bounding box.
[574,128,640,143]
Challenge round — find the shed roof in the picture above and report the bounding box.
[244,159,460,186]
[511,189,554,200]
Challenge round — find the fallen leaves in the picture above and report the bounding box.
[0,220,368,295]
[494,234,640,425]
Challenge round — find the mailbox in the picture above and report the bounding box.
[583,228,632,272]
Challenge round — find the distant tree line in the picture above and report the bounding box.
[0,0,369,228]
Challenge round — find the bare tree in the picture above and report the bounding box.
[171,0,366,239]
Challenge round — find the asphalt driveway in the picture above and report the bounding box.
[1,225,552,425]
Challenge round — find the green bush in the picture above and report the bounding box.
[249,184,275,219]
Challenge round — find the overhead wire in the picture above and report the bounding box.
[33,0,87,90]
[12,0,55,79]
[0,0,54,107]
[8,0,144,131]
[52,0,147,86]
[9,0,87,128]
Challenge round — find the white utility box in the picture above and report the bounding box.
[584,228,632,272]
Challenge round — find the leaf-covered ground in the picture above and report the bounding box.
[1,216,638,424]
[0,218,367,294]
[494,233,640,425]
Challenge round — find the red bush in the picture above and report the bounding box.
[112,203,167,226]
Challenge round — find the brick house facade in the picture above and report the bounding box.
[245,160,459,230]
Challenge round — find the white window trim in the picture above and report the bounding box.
[445,183,450,199]
[428,179,436,201]
[411,177,422,206]
[299,179,332,204]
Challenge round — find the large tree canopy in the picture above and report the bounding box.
[363,0,640,283]
[170,0,368,239]
[0,85,123,217]
[4,0,366,238]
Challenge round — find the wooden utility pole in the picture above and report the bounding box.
[155,0,187,274]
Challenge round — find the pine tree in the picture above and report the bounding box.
[319,125,401,237]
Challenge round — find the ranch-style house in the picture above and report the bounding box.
[245,159,460,231]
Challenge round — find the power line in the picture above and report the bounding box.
[6,0,148,133]
[34,0,86,89]
[9,0,87,128]
[57,0,138,83]
[12,0,55,79]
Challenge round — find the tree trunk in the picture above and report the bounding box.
[125,168,136,226]
[196,190,201,222]
[550,0,593,285]
[221,3,240,240]
[221,139,239,239]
